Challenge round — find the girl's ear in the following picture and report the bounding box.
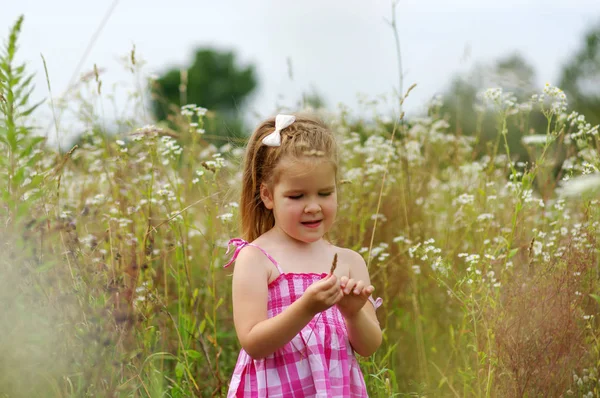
[260,183,274,210]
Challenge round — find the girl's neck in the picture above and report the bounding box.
[258,227,338,275]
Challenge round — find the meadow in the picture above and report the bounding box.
[2,15,600,398]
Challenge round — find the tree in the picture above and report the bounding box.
[301,87,327,110]
[559,22,600,126]
[151,48,258,139]
[439,53,539,159]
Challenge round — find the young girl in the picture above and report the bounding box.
[224,114,383,397]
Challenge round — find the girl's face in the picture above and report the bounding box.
[261,159,337,244]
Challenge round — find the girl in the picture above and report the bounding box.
[224,114,383,397]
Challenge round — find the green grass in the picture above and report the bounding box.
[2,15,600,398]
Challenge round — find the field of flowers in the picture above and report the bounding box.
[2,16,600,398]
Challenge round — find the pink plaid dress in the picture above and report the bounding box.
[224,238,381,398]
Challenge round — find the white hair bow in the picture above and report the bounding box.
[261,114,296,147]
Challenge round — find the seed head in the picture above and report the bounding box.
[330,253,338,274]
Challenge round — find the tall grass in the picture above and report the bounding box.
[2,15,600,398]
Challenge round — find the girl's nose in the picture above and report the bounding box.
[304,202,321,213]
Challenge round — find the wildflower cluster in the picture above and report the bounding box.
[531,83,568,116]
[7,54,600,398]
[481,87,519,115]
[181,104,208,134]
[407,239,447,276]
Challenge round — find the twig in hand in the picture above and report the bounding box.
[330,253,338,274]
[303,253,338,356]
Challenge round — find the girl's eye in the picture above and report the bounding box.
[319,192,333,197]
[288,195,303,200]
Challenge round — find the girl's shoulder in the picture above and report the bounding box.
[328,244,365,264]
[328,244,370,278]
[230,239,277,280]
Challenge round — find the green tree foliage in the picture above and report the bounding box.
[559,22,600,126]
[151,48,258,140]
[439,53,541,160]
[301,87,327,110]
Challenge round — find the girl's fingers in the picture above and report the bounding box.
[358,288,374,301]
[322,274,337,287]
[353,281,365,295]
[328,280,341,296]
[339,275,348,288]
[343,279,357,294]
[328,288,343,305]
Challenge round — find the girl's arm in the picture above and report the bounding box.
[231,246,342,359]
[338,249,383,357]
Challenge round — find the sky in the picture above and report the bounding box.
[2,0,600,145]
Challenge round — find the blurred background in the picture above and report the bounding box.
[2,0,600,147]
[2,2,600,397]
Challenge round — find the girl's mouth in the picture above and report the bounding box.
[301,220,322,228]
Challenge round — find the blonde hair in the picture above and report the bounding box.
[240,114,338,242]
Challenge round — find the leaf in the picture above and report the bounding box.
[215,297,224,309]
[199,319,207,334]
[20,98,44,118]
[0,130,8,146]
[14,71,32,90]
[508,248,519,259]
[24,174,43,191]
[185,350,202,360]
[590,294,600,306]
[6,124,17,150]
[437,376,448,389]
[13,165,25,186]
[16,83,35,107]
[17,199,37,221]
[19,136,45,158]
[15,63,26,76]
[175,362,185,380]
[6,16,24,63]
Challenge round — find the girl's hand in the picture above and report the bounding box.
[301,274,343,316]
[337,276,375,319]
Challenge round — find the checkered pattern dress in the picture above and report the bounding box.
[224,238,381,397]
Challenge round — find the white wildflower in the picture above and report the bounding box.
[558,173,600,198]
[532,241,543,256]
[217,212,234,222]
[371,213,388,222]
[454,193,475,206]
[477,213,494,221]
[522,134,551,146]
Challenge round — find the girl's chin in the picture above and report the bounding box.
[273,224,328,243]
[286,231,325,244]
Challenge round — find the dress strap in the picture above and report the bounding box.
[224,238,284,274]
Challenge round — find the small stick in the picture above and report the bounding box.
[303,253,338,356]
[330,253,338,274]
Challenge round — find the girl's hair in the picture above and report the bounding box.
[240,113,338,242]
